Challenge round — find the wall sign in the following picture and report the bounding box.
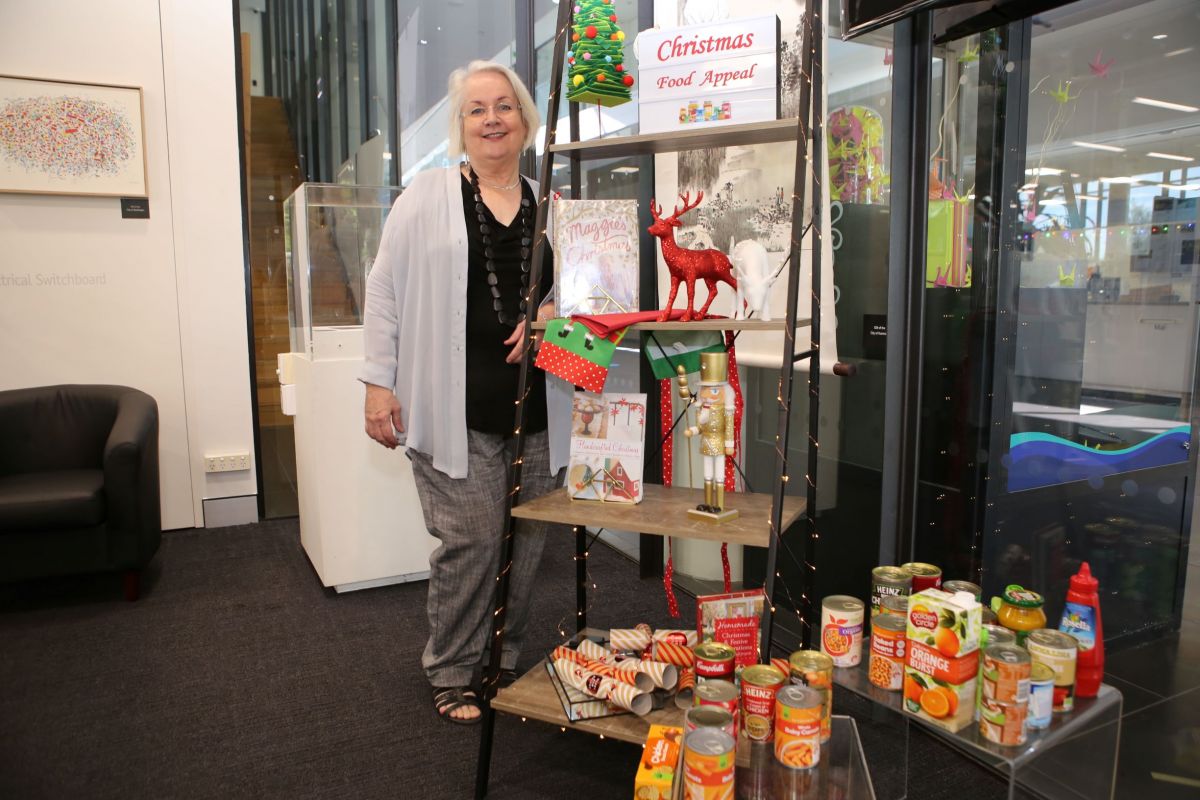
[637,16,779,135]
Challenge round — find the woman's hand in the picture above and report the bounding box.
[503,301,553,364]
[364,383,404,448]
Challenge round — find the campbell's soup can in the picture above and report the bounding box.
[740,664,786,742]
[1027,662,1055,729]
[900,562,942,592]
[871,566,913,617]
[775,684,822,770]
[685,704,736,739]
[694,642,737,683]
[820,595,865,667]
[1027,629,1078,713]
[943,579,982,600]
[788,650,833,743]
[694,679,739,732]
[979,696,1028,746]
[683,727,736,799]
[982,644,1031,704]
[868,613,907,691]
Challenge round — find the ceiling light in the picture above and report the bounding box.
[1133,96,1200,113]
[1076,195,1102,201]
[1073,140,1125,153]
[1025,167,1063,176]
[1040,198,1067,206]
[1147,152,1194,162]
[610,166,639,174]
[419,39,428,45]
[1165,47,1193,58]
[1153,34,1168,40]
[1158,183,1200,191]
[1020,183,1040,191]
[1100,176,1142,184]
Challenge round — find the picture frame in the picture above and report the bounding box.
[0,74,148,198]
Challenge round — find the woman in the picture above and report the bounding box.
[361,61,567,725]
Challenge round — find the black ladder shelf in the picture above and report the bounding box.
[474,1,834,795]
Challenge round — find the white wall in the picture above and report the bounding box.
[0,0,256,529]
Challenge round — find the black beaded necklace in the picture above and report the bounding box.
[469,165,531,328]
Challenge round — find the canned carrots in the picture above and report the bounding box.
[683,727,736,799]
[775,685,822,770]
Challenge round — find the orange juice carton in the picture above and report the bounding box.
[635,724,683,800]
[903,589,982,732]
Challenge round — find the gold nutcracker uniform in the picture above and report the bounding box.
[682,351,738,521]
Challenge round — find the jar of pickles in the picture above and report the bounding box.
[995,585,1046,646]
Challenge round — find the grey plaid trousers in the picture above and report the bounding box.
[408,429,562,688]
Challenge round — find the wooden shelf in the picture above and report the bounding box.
[548,118,800,160]
[531,318,809,332]
[512,484,804,547]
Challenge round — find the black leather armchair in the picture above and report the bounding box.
[0,385,161,599]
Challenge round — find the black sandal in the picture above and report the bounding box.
[498,668,519,689]
[433,686,482,725]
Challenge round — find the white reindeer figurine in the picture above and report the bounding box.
[730,237,787,321]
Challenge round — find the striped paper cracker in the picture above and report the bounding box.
[577,639,613,662]
[652,641,695,667]
[609,627,652,653]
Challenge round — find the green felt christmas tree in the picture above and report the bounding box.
[566,0,634,107]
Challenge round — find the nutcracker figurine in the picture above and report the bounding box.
[679,351,739,522]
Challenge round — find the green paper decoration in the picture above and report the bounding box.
[567,0,634,107]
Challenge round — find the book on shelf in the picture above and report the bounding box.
[567,391,647,504]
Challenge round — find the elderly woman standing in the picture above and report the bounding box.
[361,61,566,724]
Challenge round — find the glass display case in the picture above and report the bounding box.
[282,183,401,358]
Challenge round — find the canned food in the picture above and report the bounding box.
[868,613,907,691]
[982,606,999,626]
[683,727,736,798]
[880,594,909,617]
[943,580,982,600]
[693,642,737,683]
[979,697,1028,746]
[871,566,913,616]
[788,650,833,742]
[1027,662,1055,729]
[982,644,1031,704]
[694,679,739,731]
[982,624,1017,649]
[820,595,865,667]
[900,562,942,592]
[775,685,822,770]
[685,705,735,739]
[1026,629,1078,712]
[741,664,786,742]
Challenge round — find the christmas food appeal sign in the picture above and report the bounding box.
[637,16,779,135]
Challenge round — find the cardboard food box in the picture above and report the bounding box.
[903,588,982,733]
[634,724,683,800]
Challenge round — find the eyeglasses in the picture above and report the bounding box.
[462,102,521,120]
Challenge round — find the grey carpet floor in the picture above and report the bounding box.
[0,519,993,799]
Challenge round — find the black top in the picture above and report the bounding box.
[461,173,553,435]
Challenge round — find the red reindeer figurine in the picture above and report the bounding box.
[648,192,738,321]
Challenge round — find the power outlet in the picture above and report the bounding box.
[204,453,251,473]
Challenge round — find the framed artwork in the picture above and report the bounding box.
[0,74,148,197]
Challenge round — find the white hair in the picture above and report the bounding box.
[446,60,540,159]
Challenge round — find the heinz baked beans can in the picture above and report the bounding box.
[740,664,786,742]
[900,562,942,592]
[1027,662,1055,729]
[1026,629,1078,713]
[685,705,736,739]
[683,727,736,798]
[979,696,1028,746]
[871,566,913,617]
[820,595,865,667]
[775,685,822,770]
[982,644,1031,704]
[693,642,737,683]
[869,613,907,690]
[694,679,739,733]
[788,650,833,743]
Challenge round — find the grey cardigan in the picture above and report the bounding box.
[360,166,569,478]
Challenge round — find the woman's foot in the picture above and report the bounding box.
[433,686,482,725]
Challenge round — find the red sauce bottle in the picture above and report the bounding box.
[1059,562,1103,698]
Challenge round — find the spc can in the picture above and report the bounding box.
[871,566,913,617]
[741,664,787,742]
[943,579,982,600]
[685,705,736,739]
[694,679,739,732]
[979,697,1028,746]
[820,595,865,667]
[982,644,1031,704]
[982,624,1017,649]
[788,650,833,743]
[693,641,737,683]
[1027,662,1055,729]
[868,613,907,691]
[880,594,909,617]
[775,685,822,770]
[683,727,736,799]
[1026,629,1078,713]
[900,562,943,592]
